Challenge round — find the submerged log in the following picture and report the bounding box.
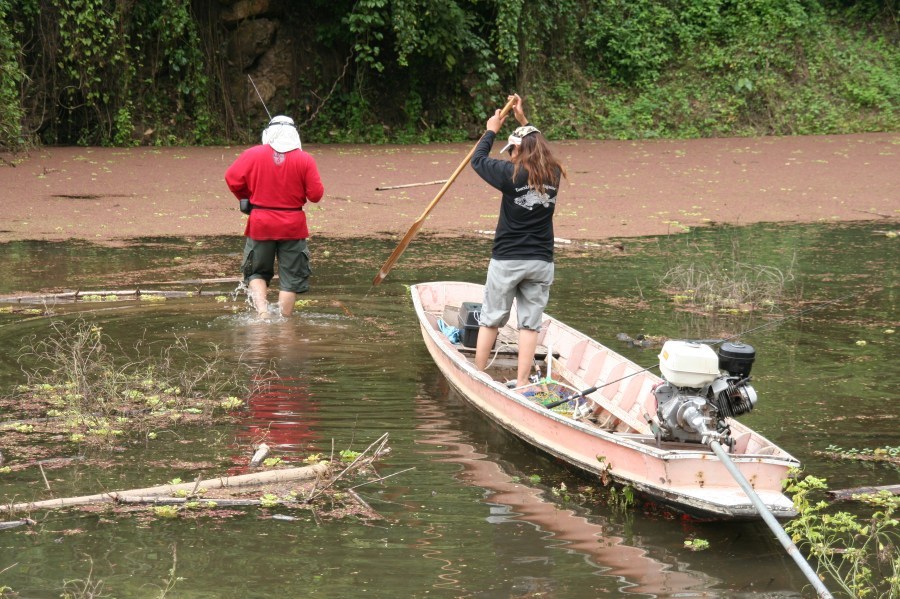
[78,289,138,297]
[826,484,900,502]
[0,287,225,304]
[248,443,270,468]
[6,463,330,514]
[0,518,35,530]
[139,277,243,285]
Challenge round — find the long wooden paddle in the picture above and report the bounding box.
[371,96,517,286]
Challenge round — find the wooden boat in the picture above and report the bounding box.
[410,281,800,520]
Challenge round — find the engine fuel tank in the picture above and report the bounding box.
[658,341,720,387]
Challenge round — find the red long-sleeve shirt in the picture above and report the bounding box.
[225,145,325,240]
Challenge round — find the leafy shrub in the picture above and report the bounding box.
[785,474,899,598]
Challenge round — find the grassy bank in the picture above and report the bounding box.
[1,0,897,148]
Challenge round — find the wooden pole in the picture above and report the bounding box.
[375,179,448,191]
[371,96,517,286]
[248,443,270,468]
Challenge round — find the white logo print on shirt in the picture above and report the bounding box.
[514,189,556,210]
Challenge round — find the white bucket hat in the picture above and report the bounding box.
[499,125,540,154]
[262,115,302,153]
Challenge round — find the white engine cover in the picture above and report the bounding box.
[658,341,720,387]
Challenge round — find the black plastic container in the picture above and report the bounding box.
[717,341,756,378]
[458,302,482,348]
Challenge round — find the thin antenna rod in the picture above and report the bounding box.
[543,289,864,410]
[709,289,862,347]
[248,75,272,121]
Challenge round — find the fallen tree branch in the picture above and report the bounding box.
[348,467,416,491]
[39,464,51,492]
[114,496,302,507]
[307,433,389,502]
[346,489,377,517]
[0,289,214,304]
[6,462,330,515]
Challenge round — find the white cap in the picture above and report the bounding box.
[262,115,302,153]
[499,125,540,154]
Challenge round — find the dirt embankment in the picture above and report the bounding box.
[1,133,897,244]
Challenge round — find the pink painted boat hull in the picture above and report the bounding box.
[410,281,800,520]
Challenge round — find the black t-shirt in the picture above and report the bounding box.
[470,130,559,262]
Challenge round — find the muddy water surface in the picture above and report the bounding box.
[0,222,895,598]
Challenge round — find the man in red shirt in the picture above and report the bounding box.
[225,116,325,318]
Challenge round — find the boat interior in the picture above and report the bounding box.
[437,304,655,432]
[429,301,786,457]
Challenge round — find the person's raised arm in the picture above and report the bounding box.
[510,93,528,126]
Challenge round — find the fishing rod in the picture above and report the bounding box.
[542,288,864,410]
[706,288,863,347]
[248,75,272,121]
[239,75,275,215]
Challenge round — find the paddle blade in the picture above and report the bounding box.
[372,220,425,286]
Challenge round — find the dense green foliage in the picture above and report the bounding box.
[0,0,897,148]
[0,1,25,147]
[1,0,215,147]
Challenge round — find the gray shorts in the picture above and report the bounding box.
[479,258,554,331]
[241,238,311,293]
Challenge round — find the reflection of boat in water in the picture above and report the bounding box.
[411,281,800,520]
[414,389,715,596]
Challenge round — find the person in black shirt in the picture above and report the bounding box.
[470,94,568,389]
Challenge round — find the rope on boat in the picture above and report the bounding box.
[708,440,833,599]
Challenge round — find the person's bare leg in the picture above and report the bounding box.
[278,291,297,316]
[474,326,499,372]
[516,328,539,387]
[248,279,269,316]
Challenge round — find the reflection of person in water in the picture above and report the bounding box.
[223,302,323,470]
[231,376,320,470]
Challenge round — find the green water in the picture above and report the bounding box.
[0,222,896,598]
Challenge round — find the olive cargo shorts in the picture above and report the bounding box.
[241,238,312,293]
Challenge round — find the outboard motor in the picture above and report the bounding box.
[653,340,758,447]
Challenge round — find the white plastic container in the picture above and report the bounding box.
[658,340,720,387]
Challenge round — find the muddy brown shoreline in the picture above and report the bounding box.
[1,133,897,245]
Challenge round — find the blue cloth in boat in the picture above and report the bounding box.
[437,318,461,344]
